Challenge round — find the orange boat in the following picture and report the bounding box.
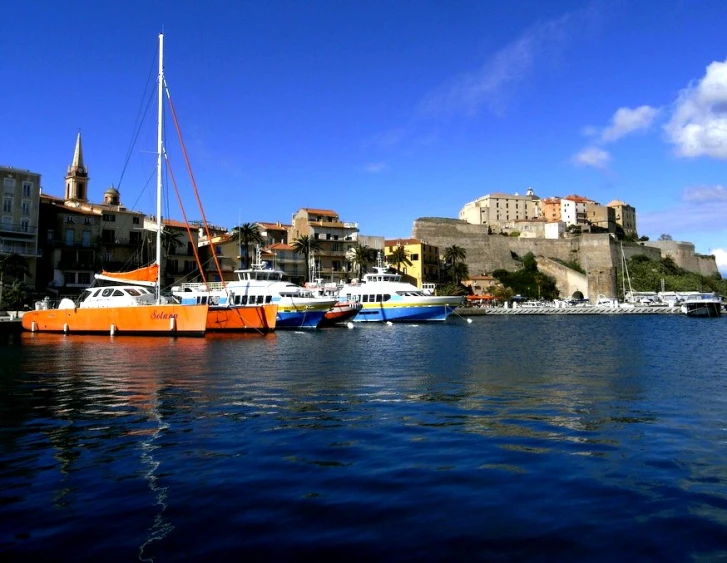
[22,283,209,336]
[172,282,278,332]
[205,303,278,332]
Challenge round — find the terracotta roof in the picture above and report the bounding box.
[301,208,338,217]
[162,218,189,229]
[563,194,593,203]
[40,193,65,202]
[268,243,294,250]
[258,222,290,230]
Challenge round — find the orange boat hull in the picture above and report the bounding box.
[21,304,209,336]
[205,304,278,332]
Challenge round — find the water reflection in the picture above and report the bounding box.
[1,316,726,560]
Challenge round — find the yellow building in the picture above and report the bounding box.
[384,238,440,288]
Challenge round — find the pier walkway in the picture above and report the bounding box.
[457,305,682,316]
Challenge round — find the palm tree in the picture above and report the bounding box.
[231,223,263,268]
[350,243,376,279]
[452,262,470,285]
[160,229,186,280]
[0,253,31,308]
[291,235,321,282]
[387,245,412,273]
[443,245,467,283]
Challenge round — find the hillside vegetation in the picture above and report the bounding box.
[625,255,726,296]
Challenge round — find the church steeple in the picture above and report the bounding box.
[65,131,89,201]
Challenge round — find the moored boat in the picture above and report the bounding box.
[22,37,208,336]
[318,301,362,327]
[227,264,337,329]
[680,293,723,318]
[337,266,464,323]
[172,282,277,332]
[22,278,208,336]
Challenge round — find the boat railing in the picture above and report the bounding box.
[177,281,227,291]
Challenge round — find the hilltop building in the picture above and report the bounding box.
[459,188,541,231]
[607,200,637,237]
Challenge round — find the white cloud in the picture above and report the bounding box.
[601,105,659,142]
[418,6,600,117]
[573,105,658,170]
[571,146,611,169]
[712,248,727,275]
[364,162,387,173]
[665,59,727,159]
[682,184,727,203]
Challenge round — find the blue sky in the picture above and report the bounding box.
[3,0,727,274]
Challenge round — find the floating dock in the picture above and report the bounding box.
[458,305,683,316]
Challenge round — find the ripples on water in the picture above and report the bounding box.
[1,316,726,561]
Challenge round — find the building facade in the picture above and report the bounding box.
[1,166,41,288]
[384,238,441,288]
[459,188,540,229]
[290,208,359,283]
[607,200,637,237]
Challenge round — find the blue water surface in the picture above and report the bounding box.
[1,315,726,561]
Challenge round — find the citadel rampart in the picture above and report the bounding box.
[412,218,718,300]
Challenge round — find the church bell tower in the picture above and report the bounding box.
[65,131,89,201]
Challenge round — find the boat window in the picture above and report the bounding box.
[234,295,241,305]
[201,296,208,305]
[383,294,391,301]
[266,295,272,303]
[257,295,264,304]
[362,295,369,303]
[376,294,382,302]
[92,288,103,297]
[112,290,125,297]
[102,288,113,297]
[126,288,142,296]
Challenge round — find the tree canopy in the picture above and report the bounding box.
[291,235,322,282]
[232,223,263,268]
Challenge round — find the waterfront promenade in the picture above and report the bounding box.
[457,305,683,316]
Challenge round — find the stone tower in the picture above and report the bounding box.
[65,131,89,201]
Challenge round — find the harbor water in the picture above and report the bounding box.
[1,315,726,561]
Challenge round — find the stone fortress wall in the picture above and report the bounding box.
[412,218,718,301]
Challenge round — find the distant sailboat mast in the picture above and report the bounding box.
[156,33,164,303]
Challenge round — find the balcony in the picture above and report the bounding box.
[0,222,37,235]
[0,244,41,258]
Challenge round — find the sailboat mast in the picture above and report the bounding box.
[156,33,164,302]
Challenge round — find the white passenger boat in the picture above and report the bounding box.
[337,266,463,323]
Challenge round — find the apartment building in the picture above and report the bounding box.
[459,188,540,228]
[290,208,359,283]
[1,166,41,288]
